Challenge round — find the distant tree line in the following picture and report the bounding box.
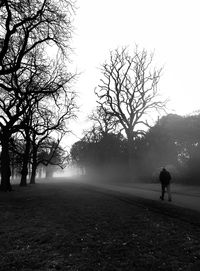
[70,113,200,185]
[70,129,128,181]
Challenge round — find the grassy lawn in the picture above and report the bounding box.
[0,181,200,271]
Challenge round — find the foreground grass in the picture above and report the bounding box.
[0,181,200,271]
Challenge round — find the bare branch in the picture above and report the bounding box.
[95,46,167,144]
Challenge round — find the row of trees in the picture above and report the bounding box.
[0,0,77,191]
[9,135,67,182]
[70,47,200,184]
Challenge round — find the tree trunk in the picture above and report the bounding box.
[30,164,36,184]
[0,134,12,191]
[20,132,31,186]
[20,167,28,186]
[127,135,136,180]
[128,144,134,178]
[30,146,38,184]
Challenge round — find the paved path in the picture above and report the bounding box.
[87,182,200,213]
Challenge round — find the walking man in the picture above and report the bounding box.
[159,168,172,201]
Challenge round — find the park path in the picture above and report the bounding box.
[85,181,200,213]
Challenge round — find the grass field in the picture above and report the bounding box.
[0,180,200,270]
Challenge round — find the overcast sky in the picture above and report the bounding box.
[67,0,200,145]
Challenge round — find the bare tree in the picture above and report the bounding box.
[0,0,74,75]
[0,52,76,190]
[28,90,76,184]
[95,46,167,177]
[89,105,118,136]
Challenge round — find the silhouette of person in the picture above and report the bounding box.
[159,167,172,201]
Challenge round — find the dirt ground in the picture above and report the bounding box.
[0,180,200,271]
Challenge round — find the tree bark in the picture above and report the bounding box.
[30,146,37,184]
[30,164,36,184]
[20,131,31,186]
[127,134,137,180]
[0,133,12,191]
[128,140,134,179]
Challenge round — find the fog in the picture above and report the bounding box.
[26,162,200,213]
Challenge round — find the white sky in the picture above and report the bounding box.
[66,0,200,146]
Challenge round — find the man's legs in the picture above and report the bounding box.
[167,184,172,201]
[160,184,166,200]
